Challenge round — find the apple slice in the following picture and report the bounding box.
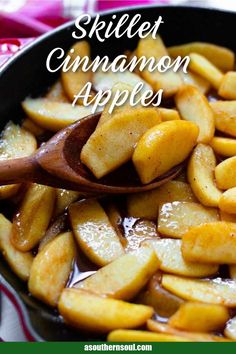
[187,144,222,206]
[175,85,215,143]
[22,98,95,132]
[144,238,218,277]
[58,288,153,332]
[11,183,56,251]
[158,201,219,238]
[69,199,124,266]
[107,329,190,342]
[162,274,236,307]
[28,232,75,306]
[182,222,236,264]
[0,214,33,281]
[75,247,159,300]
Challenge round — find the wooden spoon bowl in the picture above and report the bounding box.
[36,113,182,193]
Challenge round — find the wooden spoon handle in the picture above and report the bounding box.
[0,156,37,185]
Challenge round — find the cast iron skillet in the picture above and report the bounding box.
[0,4,235,342]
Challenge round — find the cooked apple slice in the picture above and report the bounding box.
[219,72,236,99]
[11,183,56,251]
[182,222,236,264]
[133,120,198,184]
[157,108,180,121]
[93,67,152,94]
[127,181,196,220]
[210,101,236,138]
[215,156,236,189]
[137,35,182,97]
[28,232,75,306]
[175,85,215,143]
[219,188,236,215]
[169,302,229,332]
[229,266,236,281]
[144,238,218,277]
[147,320,230,342]
[162,274,236,307]
[69,199,124,266]
[168,42,235,71]
[58,288,153,332]
[61,41,93,103]
[136,273,184,318]
[81,107,161,179]
[0,214,33,281]
[97,82,139,128]
[188,53,223,90]
[178,70,210,94]
[45,80,69,103]
[158,201,219,238]
[210,137,236,157]
[54,189,81,216]
[107,329,190,342]
[0,121,37,199]
[22,98,95,132]
[75,247,159,300]
[224,316,236,340]
[187,144,222,206]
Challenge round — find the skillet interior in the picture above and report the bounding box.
[0,5,236,341]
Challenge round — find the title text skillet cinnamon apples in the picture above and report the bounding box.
[46,14,190,111]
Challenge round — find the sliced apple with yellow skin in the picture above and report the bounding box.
[137,35,182,97]
[58,288,153,333]
[158,201,219,238]
[210,137,236,157]
[187,144,222,206]
[218,72,236,100]
[168,42,235,71]
[127,181,196,220]
[28,232,75,306]
[215,156,236,190]
[69,199,124,266]
[175,85,215,143]
[107,329,190,342]
[182,222,236,264]
[0,214,33,281]
[219,188,236,215]
[133,120,199,184]
[144,238,218,277]
[81,107,161,179]
[169,302,229,332]
[0,121,37,199]
[75,247,159,300]
[11,183,56,251]
[188,53,223,90]
[22,98,95,132]
[147,320,230,342]
[210,101,236,138]
[157,108,181,121]
[61,41,93,103]
[162,274,236,307]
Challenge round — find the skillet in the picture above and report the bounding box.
[0,4,236,342]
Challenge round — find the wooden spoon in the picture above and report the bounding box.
[0,113,182,193]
